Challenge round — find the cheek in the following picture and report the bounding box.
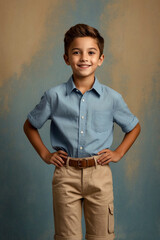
[69,59,76,66]
[92,59,100,66]
[92,56,100,62]
[71,57,79,64]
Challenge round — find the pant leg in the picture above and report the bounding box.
[52,163,83,240]
[83,157,115,240]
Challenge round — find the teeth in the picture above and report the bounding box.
[78,65,90,67]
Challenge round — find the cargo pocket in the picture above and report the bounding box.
[108,202,114,234]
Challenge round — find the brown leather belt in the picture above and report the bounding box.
[63,157,96,168]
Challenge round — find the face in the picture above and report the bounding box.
[64,37,104,79]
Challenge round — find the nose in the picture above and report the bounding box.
[80,52,88,62]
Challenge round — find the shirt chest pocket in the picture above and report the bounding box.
[91,111,113,133]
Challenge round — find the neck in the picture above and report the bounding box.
[72,74,95,94]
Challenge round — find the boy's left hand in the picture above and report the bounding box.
[97,149,122,165]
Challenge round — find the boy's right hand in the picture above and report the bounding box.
[43,150,68,168]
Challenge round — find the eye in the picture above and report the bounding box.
[88,51,95,55]
[73,51,80,55]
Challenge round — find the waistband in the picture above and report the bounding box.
[62,155,101,169]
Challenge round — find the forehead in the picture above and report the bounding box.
[69,37,99,50]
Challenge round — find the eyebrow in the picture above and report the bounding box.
[71,47,98,51]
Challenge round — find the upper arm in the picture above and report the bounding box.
[113,94,139,133]
[27,91,51,129]
[23,118,37,132]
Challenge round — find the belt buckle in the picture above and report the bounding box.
[77,159,88,168]
[77,160,83,168]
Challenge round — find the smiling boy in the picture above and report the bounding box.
[64,36,104,94]
[24,24,141,240]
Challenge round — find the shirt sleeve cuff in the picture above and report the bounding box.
[27,113,41,129]
[122,117,139,133]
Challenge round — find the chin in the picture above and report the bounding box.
[75,71,94,77]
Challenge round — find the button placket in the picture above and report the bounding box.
[78,95,86,156]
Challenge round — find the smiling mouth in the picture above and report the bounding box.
[77,64,91,68]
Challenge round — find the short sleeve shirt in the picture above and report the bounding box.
[27,75,139,158]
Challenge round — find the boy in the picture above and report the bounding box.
[23,24,141,240]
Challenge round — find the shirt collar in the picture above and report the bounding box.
[66,75,77,95]
[66,75,102,96]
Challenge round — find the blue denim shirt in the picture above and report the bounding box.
[27,75,139,158]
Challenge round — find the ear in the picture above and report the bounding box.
[98,54,104,67]
[63,54,70,65]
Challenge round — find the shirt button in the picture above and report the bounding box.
[81,116,84,119]
[80,146,83,150]
[82,98,85,102]
[80,131,84,134]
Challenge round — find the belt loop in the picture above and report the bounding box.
[93,156,98,169]
[66,157,70,169]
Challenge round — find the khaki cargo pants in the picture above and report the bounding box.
[52,155,115,240]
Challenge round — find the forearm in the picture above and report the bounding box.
[23,119,50,160]
[114,123,141,158]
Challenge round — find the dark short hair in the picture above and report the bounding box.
[64,23,104,57]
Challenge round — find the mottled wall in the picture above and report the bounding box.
[0,0,159,239]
